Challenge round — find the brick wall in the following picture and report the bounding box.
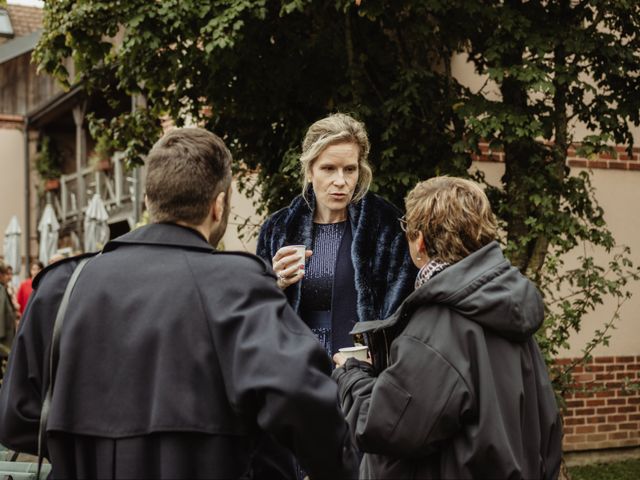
[560,355,640,452]
[472,142,640,171]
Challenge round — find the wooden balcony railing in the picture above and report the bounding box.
[51,153,140,224]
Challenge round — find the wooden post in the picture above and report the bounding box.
[72,101,87,237]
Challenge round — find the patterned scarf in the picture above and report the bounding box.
[415,259,450,290]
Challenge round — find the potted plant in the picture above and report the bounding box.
[35,136,62,190]
[89,133,114,172]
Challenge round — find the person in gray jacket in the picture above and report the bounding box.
[333,176,563,479]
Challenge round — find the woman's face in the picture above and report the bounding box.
[30,263,42,278]
[309,142,360,222]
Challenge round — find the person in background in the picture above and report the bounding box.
[4,266,20,315]
[0,262,17,377]
[333,176,563,479]
[16,261,44,316]
[257,112,416,357]
[0,128,358,479]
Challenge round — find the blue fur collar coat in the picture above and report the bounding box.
[257,191,418,324]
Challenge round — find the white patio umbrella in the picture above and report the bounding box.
[38,204,60,265]
[3,215,22,276]
[84,194,110,252]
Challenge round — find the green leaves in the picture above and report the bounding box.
[34,0,640,404]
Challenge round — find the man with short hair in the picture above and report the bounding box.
[0,128,358,479]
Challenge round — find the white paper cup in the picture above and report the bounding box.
[338,345,369,362]
[288,245,306,269]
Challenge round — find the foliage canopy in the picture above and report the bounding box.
[35,0,640,397]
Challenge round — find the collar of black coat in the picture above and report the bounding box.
[103,223,215,253]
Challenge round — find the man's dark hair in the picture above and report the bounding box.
[145,128,232,224]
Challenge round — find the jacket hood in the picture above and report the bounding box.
[353,242,544,342]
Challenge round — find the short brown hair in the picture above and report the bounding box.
[404,176,498,264]
[300,113,372,203]
[145,128,232,224]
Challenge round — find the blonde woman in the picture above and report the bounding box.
[333,176,562,479]
[257,113,416,356]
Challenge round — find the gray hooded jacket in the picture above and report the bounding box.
[333,241,563,479]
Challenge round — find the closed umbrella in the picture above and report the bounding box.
[84,194,110,252]
[38,204,60,265]
[3,215,21,276]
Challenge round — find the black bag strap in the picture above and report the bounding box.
[37,257,91,479]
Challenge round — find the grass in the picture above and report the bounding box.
[568,458,640,480]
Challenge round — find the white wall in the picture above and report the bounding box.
[474,162,640,357]
[0,128,26,277]
[221,177,263,253]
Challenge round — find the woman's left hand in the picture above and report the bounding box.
[333,352,348,368]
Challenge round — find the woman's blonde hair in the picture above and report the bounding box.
[404,176,498,264]
[300,113,372,203]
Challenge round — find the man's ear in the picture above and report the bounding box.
[212,191,226,221]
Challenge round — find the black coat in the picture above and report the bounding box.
[0,223,358,479]
[333,242,563,479]
[257,191,417,326]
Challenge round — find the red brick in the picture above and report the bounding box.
[629,163,640,171]
[606,365,625,372]
[608,398,627,406]
[628,398,640,405]
[618,406,637,413]
[564,427,574,435]
[567,400,585,408]
[597,407,617,415]
[595,391,612,399]
[587,433,608,442]
[627,364,640,371]
[588,160,609,169]
[630,414,640,421]
[568,159,588,168]
[586,365,604,372]
[586,399,606,407]
[586,416,606,424]
[575,373,596,382]
[565,434,587,444]
[576,408,596,416]
[565,417,586,426]
[576,425,596,434]
[574,391,595,399]
[619,389,638,397]
[596,373,615,381]
[620,423,638,430]
[598,424,617,432]
[616,373,635,380]
[555,358,573,365]
[609,161,629,170]
[616,356,635,363]
[596,357,615,364]
[609,431,629,440]
[607,414,627,422]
